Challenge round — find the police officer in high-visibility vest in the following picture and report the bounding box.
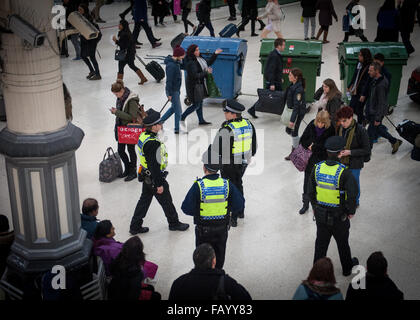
[129,108,189,234]
[211,99,257,227]
[308,136,359,276]
[181,151,244,269]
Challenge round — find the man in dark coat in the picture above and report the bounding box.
[398,0,417,55]
[236,0,265,37]
[168,243,252,300]
[132,0,162,48]
[346,251,404,300]
[80,198,99,239]
[193,0,215,37]
[365,62,402,154]
[247,38,285,119]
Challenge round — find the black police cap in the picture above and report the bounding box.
[143,108,161,126]
[325,136,346,153]
[223,99,245,113]
[202,148,219,172]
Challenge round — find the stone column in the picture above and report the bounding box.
[0,0,91,295]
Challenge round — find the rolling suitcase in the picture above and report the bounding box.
[219,23,238,38]
[395,119,420,145]
[136,55,165,83]
[171,33,186,49]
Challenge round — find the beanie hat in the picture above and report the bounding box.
[173,45,185,58]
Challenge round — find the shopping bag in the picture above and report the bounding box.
[206,73,222,98]
[290,144,312,172]
[281,106,293,126]
[117,124,145,145]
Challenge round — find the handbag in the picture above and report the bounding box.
[114,48,127,61]
[193,83,205,103]
[117,124,145,145]
[281,106,293,126]
[256,88,286,115]
[290,144,312,172]
[99,147,123,183]
[206,74,222,98]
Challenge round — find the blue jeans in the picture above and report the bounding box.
[349,169,361,205]
[69,34,81,58]
[161,92,182,132]
[367,115,397,146]
[181,101,205,123]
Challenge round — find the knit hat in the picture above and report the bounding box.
[173,45,185,58]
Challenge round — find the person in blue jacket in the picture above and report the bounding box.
[292,257,344,300]
[132,0,162,49]
[80,198,99,239]
[160,45,185,134]
[181,150,244,269]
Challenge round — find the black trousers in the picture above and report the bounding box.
[182,9,194,33]
[221,164,247,219]
[344,27,368,42]
[130,179,180,232]
[227,0,236,18]
[401,31,415,54]
[195,225,228,269]
[314,215,353,274]
[194,21,215,37]
[133,20,156,45]
[117,143,136,170]
[82,55,100,75]
[349,94,366,124]
[118,58,139,74]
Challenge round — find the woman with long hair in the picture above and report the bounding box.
[347,48,372,125]
[180,44,222,130]
[313,78,343,127]
[109,79,139,182]
[284,68,307,160]
[108,237,161,300]
[112,19,148,85]
[298,110,335,215]
[292,257,343,300]
[78,3,102,80]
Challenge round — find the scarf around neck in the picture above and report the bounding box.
[339,119,356,165]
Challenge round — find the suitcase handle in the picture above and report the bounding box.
[135,54,147,67]
[159,99,170,113]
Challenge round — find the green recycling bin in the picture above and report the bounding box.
[211,0,226,8]
[338,42,408,107]
[259,39,323,102]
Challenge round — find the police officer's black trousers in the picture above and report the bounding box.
[314,217,353,273]
[221,164,247,219]
[130,180,179,232]
[195,225,228,269]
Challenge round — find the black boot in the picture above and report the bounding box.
[124,165,137,182]
[250,20,258,36]
[299,193,310,215]
[248,105,258,119]
[258,20,265,30]
[118,166,129,178]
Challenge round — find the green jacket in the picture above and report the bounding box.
[115,92,139,126]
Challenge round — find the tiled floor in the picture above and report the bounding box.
[1,0,420,299]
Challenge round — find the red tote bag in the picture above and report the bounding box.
[117,124,145,145]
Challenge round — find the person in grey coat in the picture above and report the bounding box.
[365,62,402,154]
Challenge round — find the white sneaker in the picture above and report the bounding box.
[180,119,187,133]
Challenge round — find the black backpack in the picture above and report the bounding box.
[212,275,231,300]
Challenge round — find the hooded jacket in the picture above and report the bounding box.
[92,237,123,275]
[366,75,389,122]
[165,55,183,97]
